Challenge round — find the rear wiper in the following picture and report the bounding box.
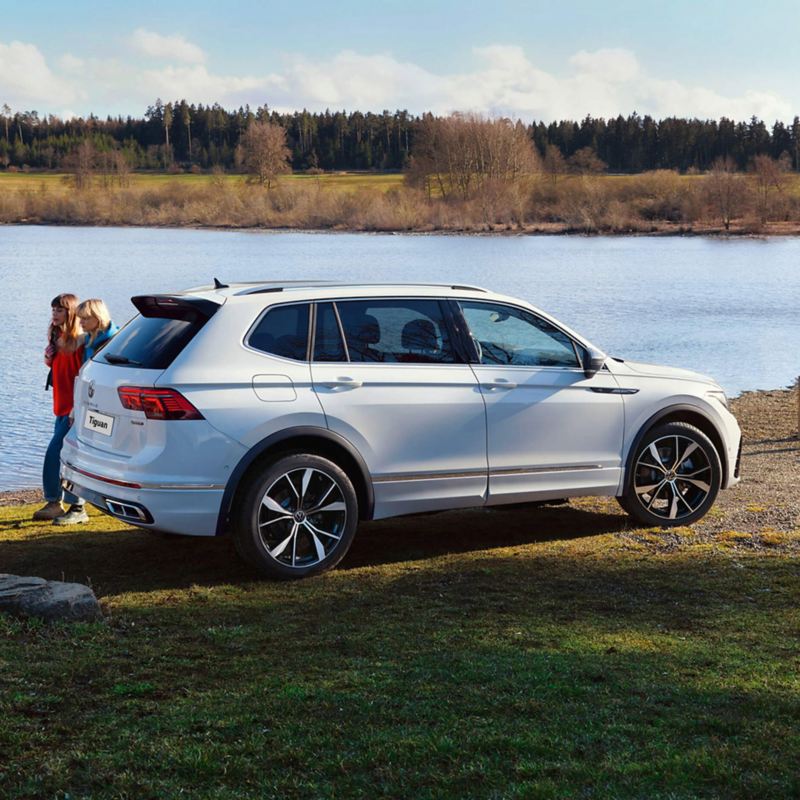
[104,354,142,366]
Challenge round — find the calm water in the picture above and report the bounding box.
[1,226,798,491]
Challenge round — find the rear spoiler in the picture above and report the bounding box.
[131,295,220,323]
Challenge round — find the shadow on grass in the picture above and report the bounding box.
[0,503,631,596]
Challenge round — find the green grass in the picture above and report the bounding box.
[1,501,799,798]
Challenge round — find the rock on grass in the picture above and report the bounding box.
[0,574,103,622]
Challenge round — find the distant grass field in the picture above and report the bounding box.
[0,170,405,194]
[3,169,800,199]
[2,495,799,799]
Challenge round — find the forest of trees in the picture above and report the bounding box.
[1,100,800,175]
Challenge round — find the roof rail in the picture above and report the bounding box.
[235,281,489,296]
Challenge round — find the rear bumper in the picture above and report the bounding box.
[61,462,223,536]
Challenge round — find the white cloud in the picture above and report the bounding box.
[59,53,84,72]
[0,36,792,124]
[0,41,80,108]
[569,48,640,83]
[129,28,206,64]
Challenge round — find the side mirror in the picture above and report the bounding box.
[582,347,606,378]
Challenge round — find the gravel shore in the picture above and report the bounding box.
[4,389,798,532]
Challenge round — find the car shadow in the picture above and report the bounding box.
[341,504,630,570]
[0,503,632,596]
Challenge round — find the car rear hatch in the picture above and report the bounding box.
[72,294,221,459]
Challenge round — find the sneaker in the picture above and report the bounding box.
[53,505,89,526]
[32,501,64,521]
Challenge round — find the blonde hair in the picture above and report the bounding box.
[50,293,82,352]
[77,298,112,345]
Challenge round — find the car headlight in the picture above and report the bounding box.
[706,389,729,410]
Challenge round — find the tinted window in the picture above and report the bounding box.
[313,302,347,362]
[460,302,579,368]
[249,304,310,361]
[98,316,205,370]
[336,299,457,364]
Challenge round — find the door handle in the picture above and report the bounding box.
[482,379,517,391]
[321,377,363,389]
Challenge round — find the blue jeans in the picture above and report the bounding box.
[43,415,81,506]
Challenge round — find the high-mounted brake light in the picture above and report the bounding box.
[118,387,204,420]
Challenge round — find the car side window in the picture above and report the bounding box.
[248,303,310,361]
[313,302,347,362]
[335,299,458,364]
[460,301,579,368]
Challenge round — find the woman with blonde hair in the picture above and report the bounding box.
[34,293,88,524]
[77,298,119,363]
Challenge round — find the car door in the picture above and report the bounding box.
[456,299,625,504]
[310,298,487,519]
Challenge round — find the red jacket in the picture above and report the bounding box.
[51,344,83,417]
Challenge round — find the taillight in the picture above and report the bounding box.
[118,387,204,420]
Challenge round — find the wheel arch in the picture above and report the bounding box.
[215,427,374,535]
[625,404,728,488]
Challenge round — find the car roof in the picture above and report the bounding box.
[177,280,493,302]
[153,279,597,351]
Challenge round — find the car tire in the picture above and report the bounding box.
[617,421,722,527]
[233,453,359,579]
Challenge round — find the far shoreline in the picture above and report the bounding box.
[5,219,800,238]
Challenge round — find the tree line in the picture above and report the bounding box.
[2,100,800,174]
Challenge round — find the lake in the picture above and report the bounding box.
[1,226,798,491]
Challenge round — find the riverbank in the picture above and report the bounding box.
[2,171,800,234]
[6,388,798,530]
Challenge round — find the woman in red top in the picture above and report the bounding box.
[32,294,88,524]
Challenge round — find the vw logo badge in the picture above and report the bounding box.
[88,380,95,399]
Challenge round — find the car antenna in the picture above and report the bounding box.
[213,277,229,289]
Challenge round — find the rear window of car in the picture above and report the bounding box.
[97,315,207,370]
[248,304,310,361]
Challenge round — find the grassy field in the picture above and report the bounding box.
[0,170,405,194]
[2,452,800,797]
[3,169,800,233]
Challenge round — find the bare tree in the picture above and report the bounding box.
[543,144,567,185]
[64,140,97,189]
[706,156,745,231]
[97,148,132,188]
[406,113,540,200]
[567,147,607,175]
[239,121,292,187]
[750,154,788,224]
[163,102,173,163]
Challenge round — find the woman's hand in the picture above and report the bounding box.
[44,343,55,366]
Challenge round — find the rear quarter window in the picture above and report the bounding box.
[248,304,310,361]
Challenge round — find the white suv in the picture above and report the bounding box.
[62,281,741,578]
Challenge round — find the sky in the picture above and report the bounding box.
[1,0,799,122]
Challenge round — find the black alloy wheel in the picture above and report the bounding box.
[234,453,359,579]
[618,421,722,527]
